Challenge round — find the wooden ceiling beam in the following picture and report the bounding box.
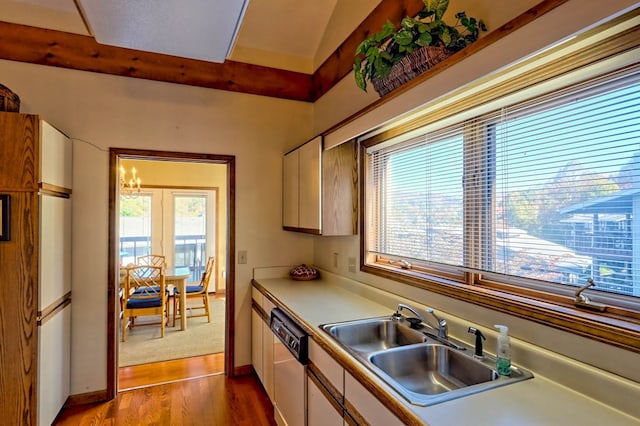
[0,21,314,102]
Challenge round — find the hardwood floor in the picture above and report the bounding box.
[56,294,268,425]
[119,353,225,390]
[55,355,275,425]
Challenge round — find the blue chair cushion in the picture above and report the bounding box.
[133,286,160,294]
[126,297,162,309]
[174,285,204,294]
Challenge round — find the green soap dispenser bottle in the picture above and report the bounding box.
[494,325,511,376]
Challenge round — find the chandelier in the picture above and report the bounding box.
[119,166,141,198]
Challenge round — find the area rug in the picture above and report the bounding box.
[119,297,225,367]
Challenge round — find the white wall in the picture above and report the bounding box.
[312,0,640,386]
[0,60,316,394]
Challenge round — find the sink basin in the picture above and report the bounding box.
[321,317,425,354]
[369,344,497,395]
[320,315,534,406]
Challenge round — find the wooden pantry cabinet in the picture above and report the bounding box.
[0,112,72,426]
[283,136,357,235]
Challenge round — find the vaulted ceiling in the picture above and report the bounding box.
[0,0,430,102]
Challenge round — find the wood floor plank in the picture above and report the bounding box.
[118,353,225,390]
[56,372,275,425]
[56,354,275,425]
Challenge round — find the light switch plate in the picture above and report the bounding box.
[238,250,247,264]
[348,257,356,273]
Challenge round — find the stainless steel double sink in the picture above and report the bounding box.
[320,316,533,407]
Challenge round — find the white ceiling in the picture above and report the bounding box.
[0,0,379,73]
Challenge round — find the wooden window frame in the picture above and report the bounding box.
[359,12,640,354]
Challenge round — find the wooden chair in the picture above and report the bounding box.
[173,256,214,326]
[121,265,167,342]
[137,254,166,268]
[136,254,171,323]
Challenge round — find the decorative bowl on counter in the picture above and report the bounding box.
[289,264,319,281]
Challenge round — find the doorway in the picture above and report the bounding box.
[107,148,236,398]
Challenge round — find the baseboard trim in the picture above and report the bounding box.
[65,389,109,407]
[233,364,254,377]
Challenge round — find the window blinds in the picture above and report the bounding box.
[366,64,640,297]
[367,126,464,266]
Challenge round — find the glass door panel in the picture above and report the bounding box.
[174,194,207,282]
[119,194,152,266]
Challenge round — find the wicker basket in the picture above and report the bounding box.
[371,45,451,97]
[0,84,20,112]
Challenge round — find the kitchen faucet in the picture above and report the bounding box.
[392,303,448,339]
[468,327,486,359]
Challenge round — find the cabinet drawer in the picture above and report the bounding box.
[309,338,343,393]
[345,371,403,426]
[251,287,263,307]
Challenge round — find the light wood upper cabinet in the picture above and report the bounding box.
[283,136,322,234]
[298,137,322,231]
[283,148,300,229]
[322,140,357,236]
[283,136,357,235]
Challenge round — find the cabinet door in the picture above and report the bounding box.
[309,339,343,393]
[308,375,344,426]
[283,149,299,229]
[39,195,72,311]
[262,298,275,401]
[0,112,38,191]
[322,140,357,236]
[344,371,404,426]
[298,136,322,231]
[38,303,71,426]
[251,307,264,382]
[40,120,72,189]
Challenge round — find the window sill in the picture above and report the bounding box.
[362,263,640,354]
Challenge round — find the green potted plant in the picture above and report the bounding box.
[354,0,487,96]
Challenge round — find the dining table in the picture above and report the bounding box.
[120,265,192,331]
[164,266,192,331]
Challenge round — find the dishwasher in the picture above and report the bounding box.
[270,307,309,426]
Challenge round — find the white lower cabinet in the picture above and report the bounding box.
[251,290,275,402]
[308,375,343,426]
[308,339,345,425]
[262,300,275,401]
[307,338,404,426]
[251,306,264,381]
[345,371,404,426]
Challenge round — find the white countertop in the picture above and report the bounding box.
[253,274,640,426]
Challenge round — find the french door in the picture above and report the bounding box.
[119,188,216,287]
